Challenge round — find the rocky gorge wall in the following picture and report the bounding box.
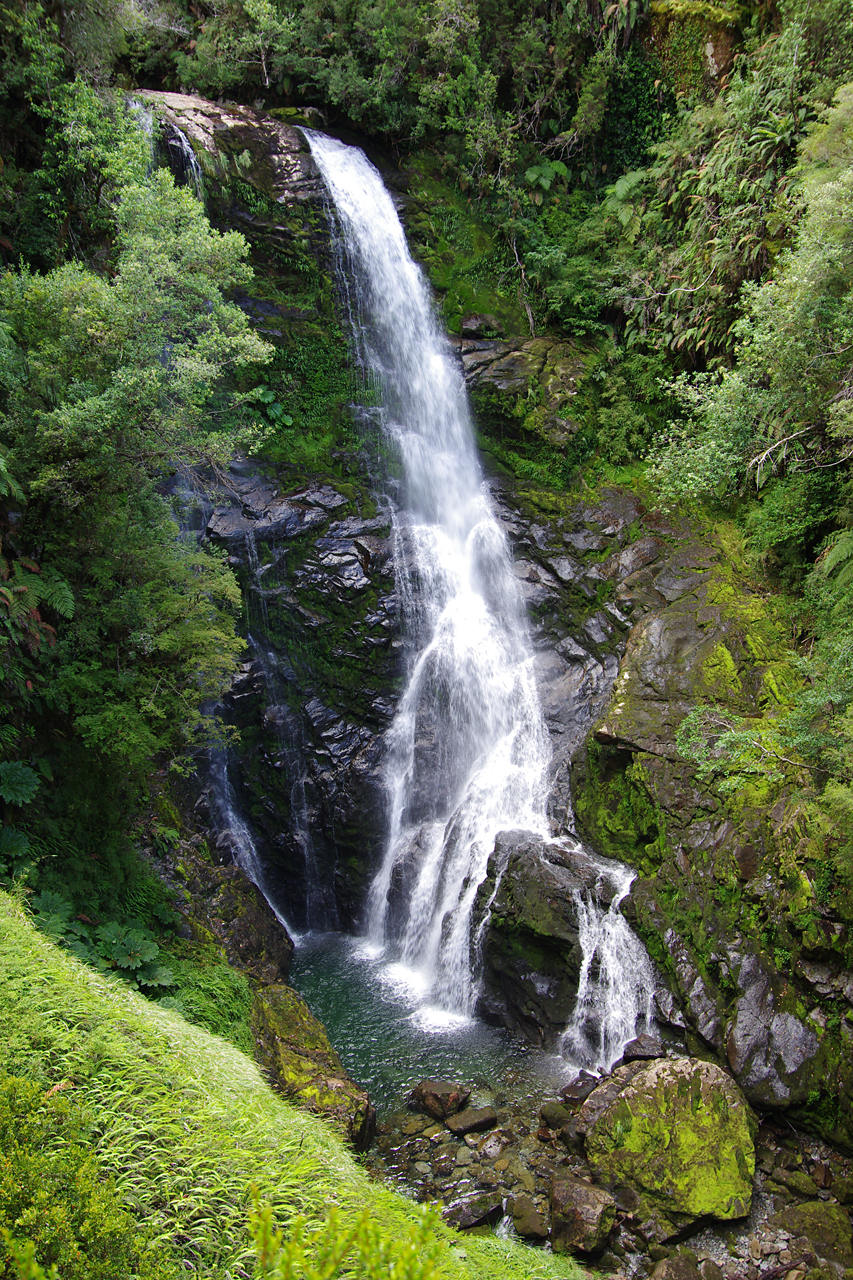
[140,90,853,1268]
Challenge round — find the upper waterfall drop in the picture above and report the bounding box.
[304,131,552,1018]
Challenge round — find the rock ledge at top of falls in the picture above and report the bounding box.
[134,90,324,204]
[581,1057,756,1242]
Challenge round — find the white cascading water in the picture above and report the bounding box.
[305,131,551,1018]
[560,860,655,1071]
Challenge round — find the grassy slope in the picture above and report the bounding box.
[0,892,584,1280]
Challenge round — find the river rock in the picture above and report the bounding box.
[765,1202,853,1267]
[445,1106,498,1136]
[620,1032,665,1062]
[581,1058,755,1240]
[474,829,622,1044]
[550,1175,617,1254]
[442,1191,504,1230]
[560,1072,599,1105]
[651,1259,704,1280]
[540,1100,573,1129]
[251,984,376,1150]
[512,1194,549,1239]
[410,1079,471,1119]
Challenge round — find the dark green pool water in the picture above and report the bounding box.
[289,932,570,1117]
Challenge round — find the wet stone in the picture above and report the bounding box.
[443,1192,505,1231]
[410,1078,472,1120]
[446,1105,498,1136]
[512,1193,549,1239]
[478,1129,513,1160]
[540,1100,572,1129]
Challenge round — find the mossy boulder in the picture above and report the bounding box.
[580,1058,756,1241]
[474,829,649,1046]
[460,337,587,447]
[251,983,376,1150]
[766,1201,853,1267]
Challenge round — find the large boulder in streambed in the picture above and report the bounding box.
[580,1058,755,1241]
[251,984,375,1150]
[550,1175,616,1254]
[473,829,623,1045]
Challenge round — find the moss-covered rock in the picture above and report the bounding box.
[175,851,294,987]
[251,983,376,1150]
[461,337,588,449]
[765,1200,853,1267]
[571,518,852,1133]
[581,1058,756,1241]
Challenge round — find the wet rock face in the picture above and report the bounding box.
[173,850,294,986]
[251,983,376,1150]
[474,829,619,1045]
[725,950,823,1106]
[455,336,587,447]
[206,464,400,931]
[568,510,843,1129]
[581,1058,756,1241]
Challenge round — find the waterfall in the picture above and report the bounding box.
[305,131,551,1018]
[560,862,655,1072]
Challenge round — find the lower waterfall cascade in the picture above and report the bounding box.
[301,128,656,1071]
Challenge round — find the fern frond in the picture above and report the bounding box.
[40,577,75,620]
[821,529,853,586]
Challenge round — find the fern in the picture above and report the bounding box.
[821,530,853,588]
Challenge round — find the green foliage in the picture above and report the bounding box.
[0,762,39,808]
[0,1073,181,1280]
[26,884,176,993]
[250,1197,443,1280]
[0,157,267,773]
[14,81,150,268]
[0,894,584,1280]
[578,343,677,463]
[649,78,853,507]
[159,942,254,1053]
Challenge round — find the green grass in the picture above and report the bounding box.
[0,892,584,1280]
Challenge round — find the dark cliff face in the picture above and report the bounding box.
[150,95,849,1146]
[205,466,399,931]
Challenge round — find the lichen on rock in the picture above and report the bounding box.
[581,1057,756,1240]
[251,983,376,1150]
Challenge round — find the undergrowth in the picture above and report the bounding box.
[0,893,582,1280]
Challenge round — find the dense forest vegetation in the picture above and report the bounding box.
[2,0,853,933]
[1,0,853,1273]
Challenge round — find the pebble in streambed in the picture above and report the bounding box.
[365,1075,592,1243]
